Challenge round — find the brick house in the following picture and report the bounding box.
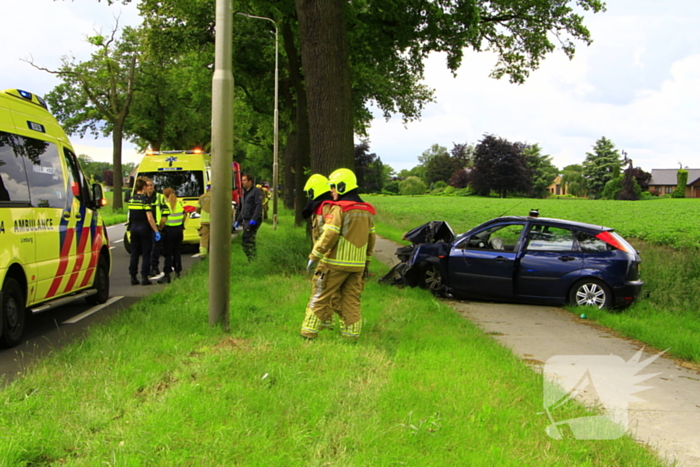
[648,169,700,198]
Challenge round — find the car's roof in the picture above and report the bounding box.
[479,216,614,232]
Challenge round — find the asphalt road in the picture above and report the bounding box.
[0,222,204,385]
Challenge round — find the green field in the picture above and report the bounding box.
[367,195,700,249]
[367,195,700,362]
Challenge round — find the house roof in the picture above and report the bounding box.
[649,169,700,186]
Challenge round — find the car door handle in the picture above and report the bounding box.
[494,256,509,262]
[558,256,577,262]
[63,211,71,221]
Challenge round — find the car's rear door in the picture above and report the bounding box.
[448,222,525,298]
[516,224,583,299]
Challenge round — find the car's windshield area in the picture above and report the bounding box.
[138,171,204,198]
[461,224,524,251]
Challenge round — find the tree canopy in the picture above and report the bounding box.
[471,134,531,198]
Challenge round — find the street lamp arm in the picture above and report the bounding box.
[235,12,278,30]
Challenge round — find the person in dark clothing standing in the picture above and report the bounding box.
[234,173,263,261]
[128,177,161,286]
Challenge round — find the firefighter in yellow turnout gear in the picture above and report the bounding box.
[301,174,340,331]
[301,169,376,340]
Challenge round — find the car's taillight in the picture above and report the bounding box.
[595,231,629,253]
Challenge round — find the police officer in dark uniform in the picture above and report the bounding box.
[128,177,161,286]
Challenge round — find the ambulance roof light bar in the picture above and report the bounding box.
[146,148,205,156]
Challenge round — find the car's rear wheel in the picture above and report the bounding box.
[420,264,444,295]
[1,278,26,348]
[569,278,612,309]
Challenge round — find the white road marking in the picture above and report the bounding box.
[113,239,124,243]
[62,296,124,324]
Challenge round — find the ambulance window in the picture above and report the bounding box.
[0,131,31,204]
[18,135,65,208]
[63,148,88,202]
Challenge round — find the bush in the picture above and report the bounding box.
[672,169,688,198]
[601,178,623,200]
[399,176,427,196]
[384,180,400,194]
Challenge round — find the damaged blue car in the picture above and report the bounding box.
[399,217,643,309]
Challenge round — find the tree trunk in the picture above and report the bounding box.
[111,121,124,211]
[294,0,354,175]
[282,17,311,225]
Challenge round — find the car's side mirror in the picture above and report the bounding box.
[92,183,107,209]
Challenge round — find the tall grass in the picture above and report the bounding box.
[0,217,664,466]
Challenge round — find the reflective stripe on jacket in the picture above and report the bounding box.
[165,200,186,227]
[127,193,153,223]
[310,201,376,272]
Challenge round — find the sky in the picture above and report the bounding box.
[2,0,699,173]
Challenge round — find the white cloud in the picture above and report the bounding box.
[364,0,700,173]
[1,0,142,165]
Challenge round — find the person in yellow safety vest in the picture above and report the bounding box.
[301,174,341,331]
[261,183,272,220]
[158,188,186,284]
[128,177,161,286]
[301,168,376,341]
[197,184,212,259]
[146,182,170,278]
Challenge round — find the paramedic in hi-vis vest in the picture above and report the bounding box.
[146,182,170,278]
[128,177,161,286]
[159,187,186,283]
[301,168,376,341]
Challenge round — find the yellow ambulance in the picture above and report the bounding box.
[1,89,111,347]
[124,150,212,252]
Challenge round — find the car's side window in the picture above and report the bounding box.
[576,232,613,252]
[525,226,575,251]
[466,224,524,251]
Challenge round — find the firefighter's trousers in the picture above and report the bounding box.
[301,264,364,339]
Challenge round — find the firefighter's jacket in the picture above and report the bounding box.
[310,201,376,272]
[311,201,335,243]
[198,191,212,224]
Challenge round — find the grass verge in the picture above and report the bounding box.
[0,216,663,466]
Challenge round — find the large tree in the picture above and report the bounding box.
[583,136,621,199]
[28,25,140,210]
[471,134,531,198]
[561,164,588,197]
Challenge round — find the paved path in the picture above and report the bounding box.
[373,236,700,467]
